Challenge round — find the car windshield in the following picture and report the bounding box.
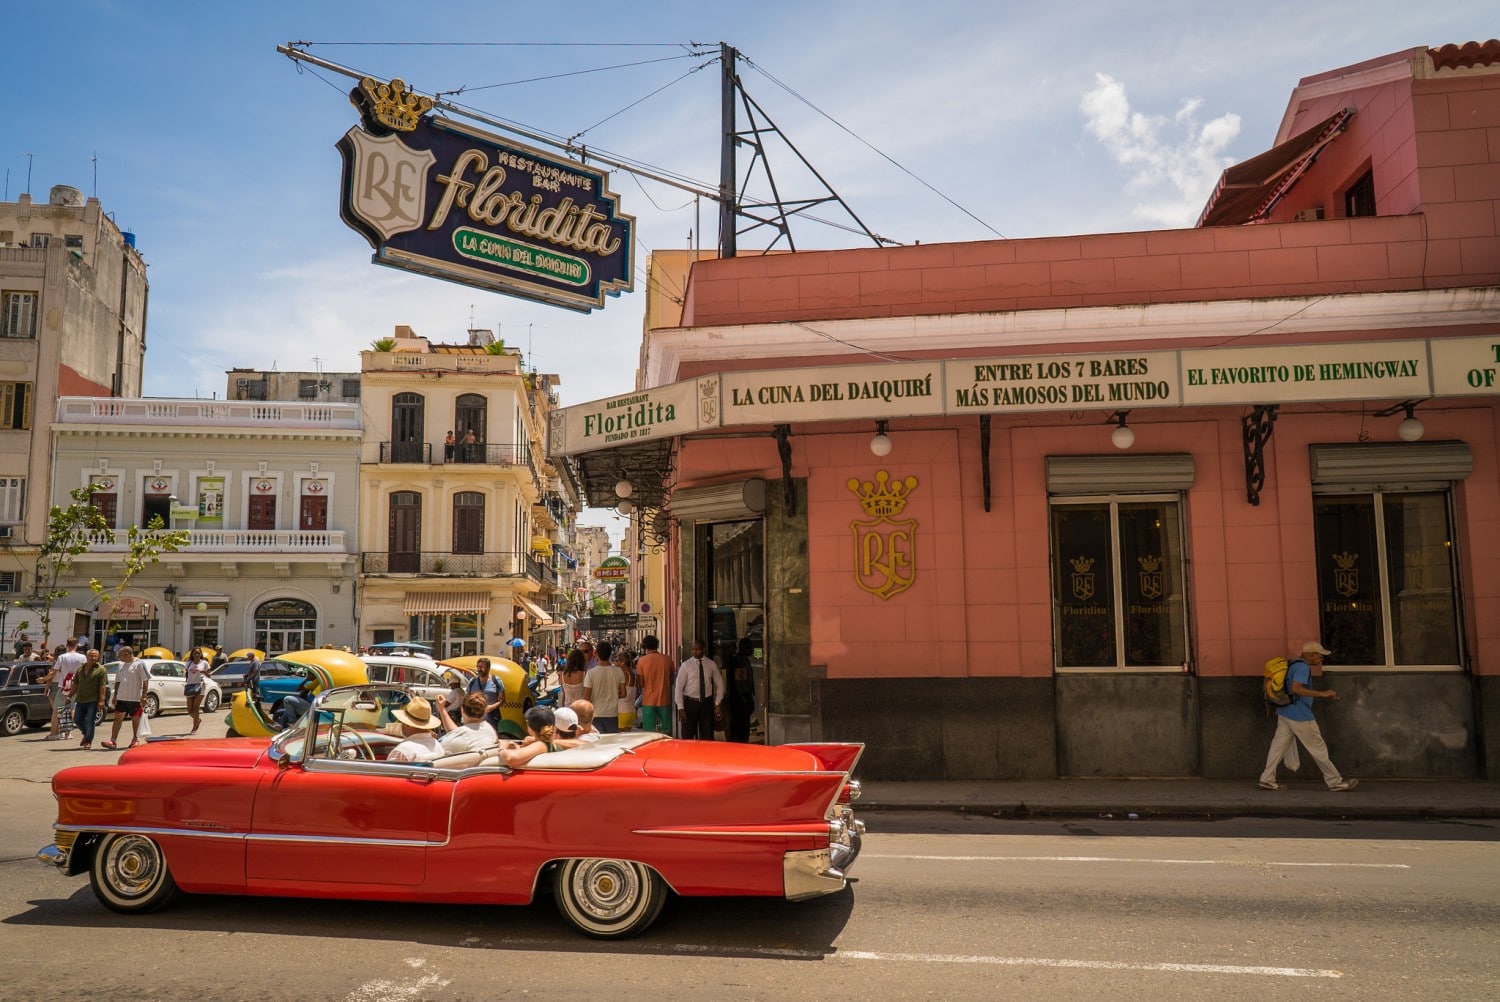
[268,685,413,764]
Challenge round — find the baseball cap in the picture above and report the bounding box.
[554,707,580,735]
[1302,641,1332,656]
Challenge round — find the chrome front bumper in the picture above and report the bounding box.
[36,844,68,869]
[783,808,864,901]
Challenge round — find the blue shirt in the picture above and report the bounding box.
[1277,658,1316,721]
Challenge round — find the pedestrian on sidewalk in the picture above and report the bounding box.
[101,646,149,750]
[635,635,674,735]
[46,638,86,739]
[1259,641,1359,792]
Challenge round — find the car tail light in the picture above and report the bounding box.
[837,779,861,804]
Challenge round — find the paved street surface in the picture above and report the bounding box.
[3,715,1497,1000]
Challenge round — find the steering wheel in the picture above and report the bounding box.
[339,730,377,761]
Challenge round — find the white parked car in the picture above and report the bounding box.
[360,655,466,707]
[104,659,223,717]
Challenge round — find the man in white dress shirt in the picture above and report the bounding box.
[674,640,724,740]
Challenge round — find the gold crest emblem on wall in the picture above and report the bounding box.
[848,471,919,600]
[1070,556,1096,601]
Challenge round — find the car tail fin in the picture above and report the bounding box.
[781,742,863,775]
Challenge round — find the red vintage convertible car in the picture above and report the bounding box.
[38,684,863,938]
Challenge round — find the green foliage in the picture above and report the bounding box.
[483,339,508,355]
[370,337,396,352]
[591,594,613,615]
[90,515,191,640]
[30,485,110,646]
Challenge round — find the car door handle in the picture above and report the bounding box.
[407,772,435,785]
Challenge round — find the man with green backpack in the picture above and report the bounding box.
[1258,641,1359,792]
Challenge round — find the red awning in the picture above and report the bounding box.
[1197,108,1354,227]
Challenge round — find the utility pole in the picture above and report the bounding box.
[718,42,738,260]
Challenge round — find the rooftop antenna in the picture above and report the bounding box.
[91,150,98,197]
[4,168,8,201]
[22,153,35,195]
[527,323,534,368]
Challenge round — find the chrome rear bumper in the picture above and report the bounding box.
[783,809,864,901]
[36,844,67,869]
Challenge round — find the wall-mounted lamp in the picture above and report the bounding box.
[616,499,636,516]
[163,583,178,609]
[869,419,892,457]
[615,479,634,499]
[1397,403,1425,442]
[1109,411,1135,450]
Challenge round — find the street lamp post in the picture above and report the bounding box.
[163,583,178,652]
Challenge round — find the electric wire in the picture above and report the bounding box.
[439,51,708,98]
[741,56,1006,240]
[567,62,712,146]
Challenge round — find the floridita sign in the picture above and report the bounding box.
[549,335,1500,457]
[336,77,634,313]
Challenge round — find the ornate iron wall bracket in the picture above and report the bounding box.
[1242,404,1279,506]
[979,414,992,512]
[773,424,796,516]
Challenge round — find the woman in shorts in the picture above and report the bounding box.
[184,646,210,734]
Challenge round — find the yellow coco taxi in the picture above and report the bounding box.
[437,655,534,737]
[226,648,369,738]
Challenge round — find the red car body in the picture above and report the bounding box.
[39,684,863,938]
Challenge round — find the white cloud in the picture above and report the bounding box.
[1080,72,1241,227]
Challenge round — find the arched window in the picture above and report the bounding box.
[254,598,318,655]
[389,491,422,572]
[454,393,487,455]
[453,491,485,554]
[391,393,425,463]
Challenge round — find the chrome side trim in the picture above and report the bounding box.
[632,827,826,838]
[52,823,438,849]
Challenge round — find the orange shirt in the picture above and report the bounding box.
[636,651,675,706]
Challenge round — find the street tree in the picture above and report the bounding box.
[23,485,109,648]
[91,517,191,645]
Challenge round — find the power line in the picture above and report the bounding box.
[442,51,709,97]
[567,62,713,145]
[741,55,1006,240]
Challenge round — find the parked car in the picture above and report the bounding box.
[207,660,253,700]
[1,661,54,736]
[250,659,314,713]
[359,655,517,730]
[103,660,222,717]
[40,682,864,939]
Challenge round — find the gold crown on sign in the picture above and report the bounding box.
[846,470,918,517]
[1333,551,1359,570]
[1070,556,1095,574]
[355,76,433,133]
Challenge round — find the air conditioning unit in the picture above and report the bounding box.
[1292,207,1325,222]
[236,378,251,388]
[0,526,14,540]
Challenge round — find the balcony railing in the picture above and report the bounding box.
[380,441,432,464]
[86,529,348,552]
[526,554,559,587]
[56,397,360,429]
[379,441,533,468]
[361,550,529,576]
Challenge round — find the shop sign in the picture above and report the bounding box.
[1429,336,1500,397]
[848,470,919,600]
[549,377,718,457]
[945,350,1180,413]
[336,76,634,313]
[593,556,630,581]
[1180,340,1429,405]
[721,362,944,424]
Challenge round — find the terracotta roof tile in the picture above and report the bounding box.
[1429,40,1500,71]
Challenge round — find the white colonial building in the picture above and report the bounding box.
[48,396,360,654]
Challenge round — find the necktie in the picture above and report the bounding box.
[698,659,705,701]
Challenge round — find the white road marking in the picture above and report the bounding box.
[866,853,1408,868]
[834,949,1343,978]
[655,943,1342,978]
[346,957,452,1002]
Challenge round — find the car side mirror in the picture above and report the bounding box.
[277,754,302,772]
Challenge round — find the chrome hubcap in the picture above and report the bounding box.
[105,836,161,897]
[571,860,639,919]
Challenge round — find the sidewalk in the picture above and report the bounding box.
[858,777,1500,819]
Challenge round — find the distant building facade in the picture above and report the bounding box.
[0,187,146,640]
[226,367,361,404]
[356,328,578,656]
[49,397,360,654]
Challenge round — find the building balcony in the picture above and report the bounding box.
[379,442,533,468]
[55,397,361,429]
[86,529,349,552]
[361,550,560,584]
[362,351,522,375]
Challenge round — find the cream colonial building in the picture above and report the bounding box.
[356,328,578,656]
[49,397,360,653]
[1,187,146,637]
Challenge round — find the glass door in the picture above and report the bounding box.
[698,519,766,743]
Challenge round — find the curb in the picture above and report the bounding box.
[858,800,1500,820]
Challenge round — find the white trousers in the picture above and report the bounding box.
[1260,716,1345,788]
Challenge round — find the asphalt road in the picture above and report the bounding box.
[2,716,1497,1000]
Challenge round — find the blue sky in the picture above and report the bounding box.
[11,1,1494,411]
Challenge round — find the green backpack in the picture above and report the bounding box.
[1263,657,1294,706]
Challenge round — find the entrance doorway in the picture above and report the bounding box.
[696,519,766,743]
